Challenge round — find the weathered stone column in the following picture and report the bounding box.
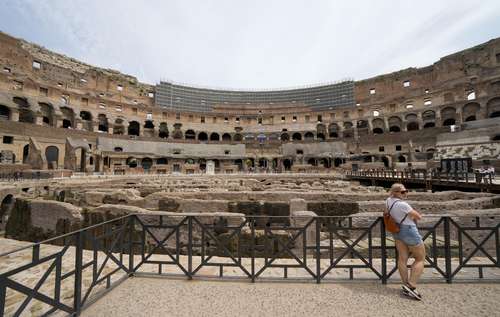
[290,199,317,255]
[10,110,19,122]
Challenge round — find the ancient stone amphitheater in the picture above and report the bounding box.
[0,31,500,316]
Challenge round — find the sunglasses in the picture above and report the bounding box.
[398,190,408,194]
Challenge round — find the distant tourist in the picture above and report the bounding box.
[385,183,425,300]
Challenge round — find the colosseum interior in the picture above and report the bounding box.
[0,28,499,316]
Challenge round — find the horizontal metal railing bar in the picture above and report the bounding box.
[0,214,131,258]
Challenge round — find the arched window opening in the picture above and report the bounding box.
[45,146,59,169]
[159,123,169,138]
[185,130,196,140]
[398,155,406,163]
[424,122,435,128]
[292,133,302,141]
[210,133,220,141]
[126,157,138,168]
[307,158,317,166]
[144,120,154,129]
[443,118,456,126]
[389,126,401,133]
[198,132,208,141]
[22,144,29,163]
[280,133,290,142]
[492,135,500,141]
[407,122,419,131]
[373,128,384,134]
[283,159,293,171]
[62,119,72,128]
[465,116,476,122]
[0,105,11,120]
[317,133,325,141]
[157,157,168,165]
[128,121,140,136]
[233,134,243,142]
[222,133,232,142]
[304,132,315,141]
[142,157,153,170]
[97,114,108,132]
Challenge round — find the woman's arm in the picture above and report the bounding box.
[408,209,422,221]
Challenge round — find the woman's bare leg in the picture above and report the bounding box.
[395,240,409,284]
[407,243,426,287]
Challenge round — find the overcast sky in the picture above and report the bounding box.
[1,0,500,89]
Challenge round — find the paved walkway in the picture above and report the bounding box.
[82,277,500,317]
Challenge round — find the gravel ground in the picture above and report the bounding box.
[82,277,500,317]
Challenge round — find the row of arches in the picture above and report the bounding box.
[2,98,500,141]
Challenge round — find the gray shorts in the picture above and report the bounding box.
[393,225,423,246]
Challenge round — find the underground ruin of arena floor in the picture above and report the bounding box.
[0,174,499,316]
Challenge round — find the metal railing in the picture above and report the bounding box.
[346,170,496,185]
[0,214,498,316]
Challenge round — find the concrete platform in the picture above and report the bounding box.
[82,277,500,317]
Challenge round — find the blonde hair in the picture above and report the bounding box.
[389,183,405,196]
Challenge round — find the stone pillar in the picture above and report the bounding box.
[35,115,44,125]
[10,110,19,122]
[368,120,373,134]
[352,120,358,139]
[383,117,389,131]
[75,120,83,130]
[417,112,424,130]
[93,122,100,132]
[291,210,318,255]
[108,127,114,134]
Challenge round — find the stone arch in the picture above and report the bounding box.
[39,103,54,126]
[316,123,327,136]
[422,110,436,128]
[198,132,208,141]
[405,113,419,131]
[233,133,243,142]
[159,122,169,138]
[462,102,480,122]
[0,105,10,120]
[0,194,15,229]
[441,107,457,126]
[157,157,168,165]
[60,107,75,128]
[328,123,339,138]
[210,132,220,141]
[317,133,325,141]
[22,144,29,163]
[280,133,290,142]
[397,155,407,163]
[292,132,302,141]
[356,120,369,136]
[45,146,59,169]
[144,120,154,129]
[185,129,196,140]
[491,134,500,141]
[97,114,109,132]
[283,159,293,171]
[128,121,140,136]
[388,116,402,132]
[80,111,93,130]
[343,122,353,138]
[372,118,384,134]
[304,132,315,141]
[126,157,138,168]
[222,133,232,142]
[141,157,153,170]
[486,97,500,118]
[307,158,317,166]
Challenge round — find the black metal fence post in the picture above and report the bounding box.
[73,231,84,315]
[187,216,193,280]
[0,277,6,316]
[380,217,387,284]
[315,218,321,284]
[128,216,135,275]
[444,217,452,283]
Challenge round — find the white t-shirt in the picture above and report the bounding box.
[385,197,415,226]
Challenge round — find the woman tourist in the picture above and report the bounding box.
[385,183,425,300]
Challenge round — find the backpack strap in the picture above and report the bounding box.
[387,199,409,225]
